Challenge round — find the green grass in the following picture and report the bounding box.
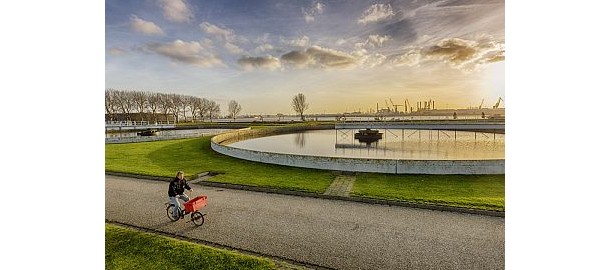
[105,136,334,193]
[105,224,276,270]
[351,173,505,211]
[105,131,505,211]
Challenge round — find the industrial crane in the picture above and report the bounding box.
[493,97,504,109]
[384,100,391,111]
[389,98,403,112]
[478,98,485,109]
[404,99,411,113]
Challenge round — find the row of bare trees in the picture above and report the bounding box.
[105,89,221,122]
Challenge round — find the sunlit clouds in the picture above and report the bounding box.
[238,56,281,70]
[106,0,505,114]
[147,40,224,67]
[130,15,165,36]
[157,0,193,23]
[358,4,395,25]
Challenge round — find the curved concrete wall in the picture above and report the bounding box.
[211,127,504,175]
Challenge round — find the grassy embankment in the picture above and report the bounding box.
[105,224,277,270]
[352,174,504,211]
[105,136,334,194]
[105,128,504,211]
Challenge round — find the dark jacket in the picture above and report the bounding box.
[168,177,191,197]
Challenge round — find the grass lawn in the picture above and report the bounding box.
[106,131,505,211]
[351,173,505,211]
[105,136,334,193]
[105,224,276,270]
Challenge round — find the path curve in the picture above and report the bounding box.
[106,175,504,270]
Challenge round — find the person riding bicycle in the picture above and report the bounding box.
[168,171,193,219]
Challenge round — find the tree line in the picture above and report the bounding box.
[106,88,310,122]
[105,89,221,122]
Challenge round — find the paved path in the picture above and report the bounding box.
[106,175,504,270]
[323,175,355,197]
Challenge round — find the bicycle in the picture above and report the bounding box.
[165,195,207,226]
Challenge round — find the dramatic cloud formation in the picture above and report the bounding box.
[148,40,224,67]
[390,37,505,71]
[130,15,165,36]
[106,0,505,113]
[281,46,357,69]
[158,0,193,23]
[237,56,281,70]
[302,1,325,23]
[423,38,504,70]
[358,4,395,25]
[280,50,311,67]
[425,38,478,63]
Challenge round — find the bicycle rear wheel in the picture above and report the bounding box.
[166,205,180,222]
[191,211,204,226]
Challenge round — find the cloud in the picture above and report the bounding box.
[130,15,164,36]
[390,49,422,67]
[148,40,224,67]
[282,35,310,48]
[390,37,505,71]
[200,22,234,40]
[358,4,395,25]
[224,42,243,54]
[237,56,281,70]
[302,1,325,23]
[360,53,388,68]
[425,38,479,63]
[108,47,127,56]
[280,51,311,67]
[158,0,193,23]
[356,35,392,49]
[254,44,274,53]
[281,46,357,69]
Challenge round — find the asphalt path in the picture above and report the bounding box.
[105,175,504,270]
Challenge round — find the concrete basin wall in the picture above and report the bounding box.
[211,126,505,174]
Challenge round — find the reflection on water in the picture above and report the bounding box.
[294,132,306,148]
[105,129,231,139]
[229,129,505,160]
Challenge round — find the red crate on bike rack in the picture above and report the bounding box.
[184,195,207,213]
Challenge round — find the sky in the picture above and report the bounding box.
[106,0,505,115]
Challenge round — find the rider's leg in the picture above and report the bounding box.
[177,194,189,218]
[169,196,181,218]
[178,194,190,203]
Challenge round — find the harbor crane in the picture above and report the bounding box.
[493,97,504,109]
[405,99,411,113]
[384,100,391,111]
[389,98,403,112]
[478,98,485,109]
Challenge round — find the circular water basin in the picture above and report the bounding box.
[228,129,504,160]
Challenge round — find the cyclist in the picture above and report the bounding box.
[168,171,193,219]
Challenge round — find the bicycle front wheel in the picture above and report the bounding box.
[166,205,180,222]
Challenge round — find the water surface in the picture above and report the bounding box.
[229,129,504,160]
